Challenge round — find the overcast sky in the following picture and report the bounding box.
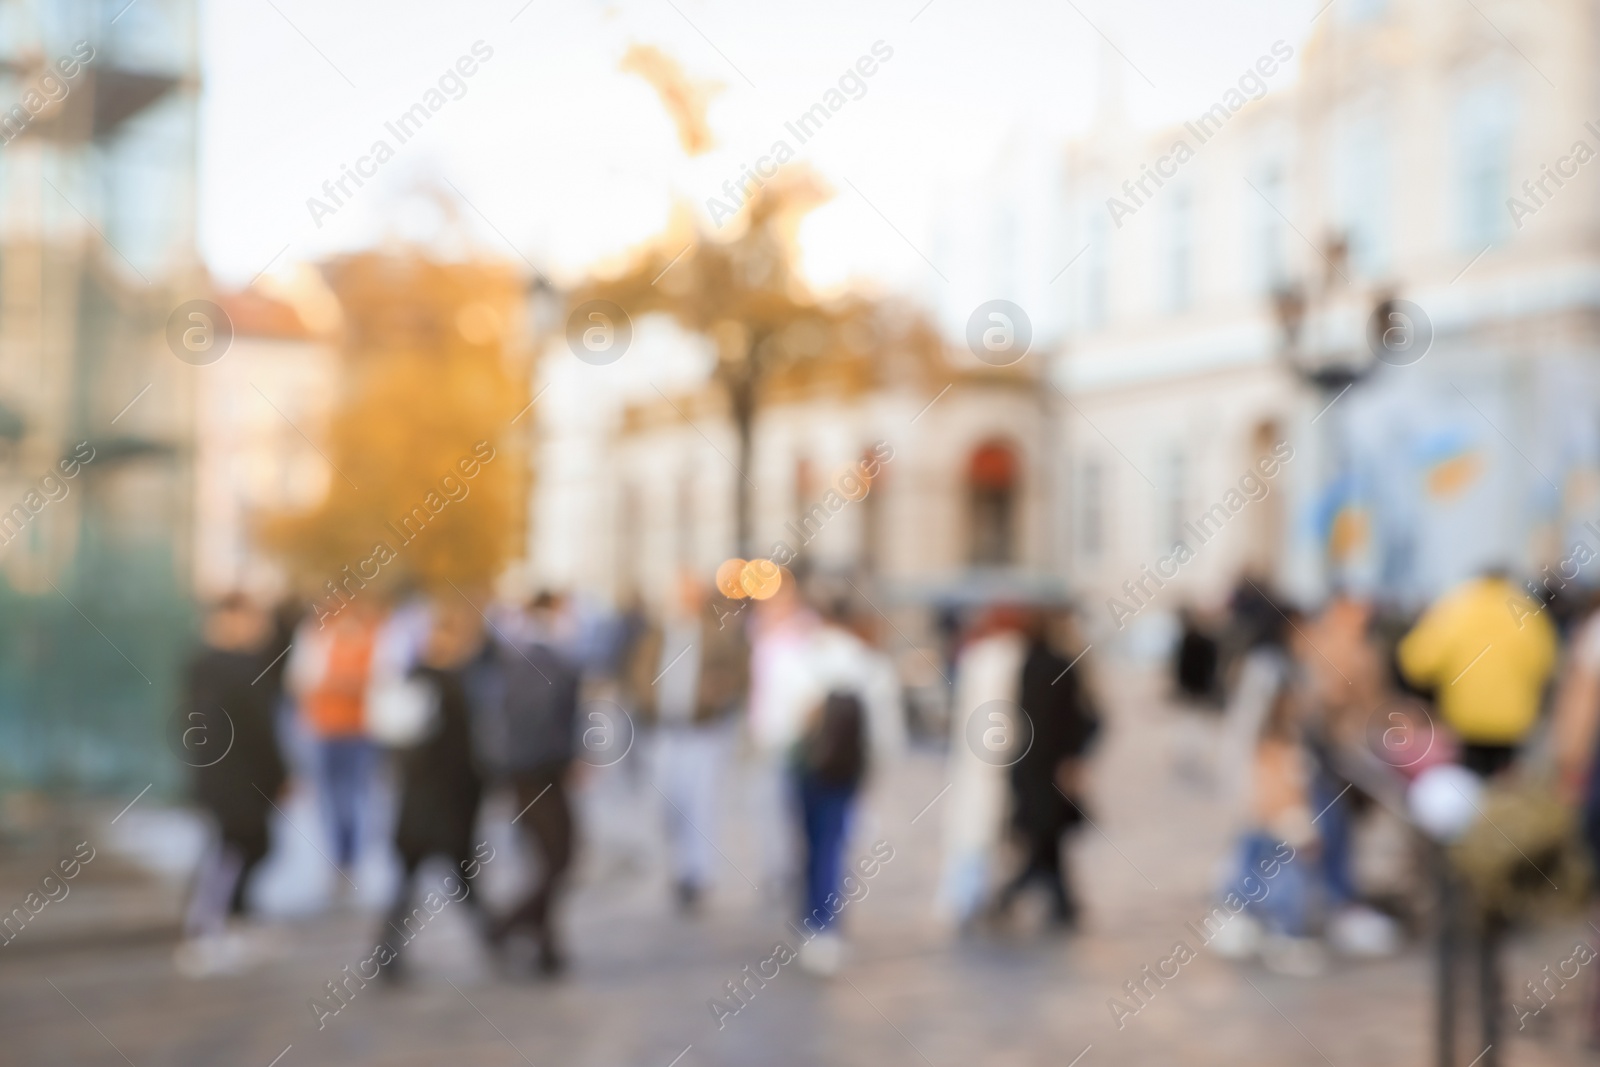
[198,0,1319,295]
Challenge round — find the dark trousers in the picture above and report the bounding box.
[797,772,856,932]
[1461,743,1516,778]
[999,826,1074,920]
[497,766,574,952]
[226,828,272,915]
[377,844,488,973]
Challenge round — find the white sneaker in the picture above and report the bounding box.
[798,931,843,977]
[1206,913,1263,960]
[1261,934,1327,977]
[174,933,248,978]
[173,937,215,978]
[174,927,268,978]
[1327,905,1402,958]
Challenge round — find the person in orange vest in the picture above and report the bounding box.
[288,601,381,887]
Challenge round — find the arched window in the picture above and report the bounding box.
[968,439,1018,566]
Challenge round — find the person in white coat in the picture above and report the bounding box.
[936,606,1028,929]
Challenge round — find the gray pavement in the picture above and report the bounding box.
[3,671,1597,1066]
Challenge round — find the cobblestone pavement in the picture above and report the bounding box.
[4,673,1598,1067]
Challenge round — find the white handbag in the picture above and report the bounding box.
[365,674,439,747]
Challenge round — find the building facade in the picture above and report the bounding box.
[0,0,202,789]
[528,0,1600,657]
[1058,0,1600,644]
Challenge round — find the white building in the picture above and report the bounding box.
[529,0,1600,652]
[1059,0,1600,642]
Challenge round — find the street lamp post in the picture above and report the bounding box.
[1269,236,1381,594]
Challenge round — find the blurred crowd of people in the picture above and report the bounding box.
[171,550,1600,1044]
[1168,565,1600,1042]
[177,566,1062,981]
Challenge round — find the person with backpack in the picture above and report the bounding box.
[626,570,749,912]
[482,593,582,977]
[788,593,904,976]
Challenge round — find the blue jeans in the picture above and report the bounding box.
[1311,770,1356,907]
[316,737,374,868]
[1234,832,1313,938]
[796,772,856,933]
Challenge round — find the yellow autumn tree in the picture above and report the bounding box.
[265,251,529,611]
[571,50,948,556]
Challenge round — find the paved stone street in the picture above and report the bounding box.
[4,672,1597,1067]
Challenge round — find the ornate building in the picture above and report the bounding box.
[536,0,1600,654]
[1057,0,1600,642]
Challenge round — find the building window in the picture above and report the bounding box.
[1342,0,1387,23]
[1165,187,1193,313]
[1455,83,1515,249]
[1078,458,1104,563]
[968,439,1019,566]
[616,482,640,598]
[1252,162,1287,293]
[1163,447,1187,550]
[675,472,695,568]
[1084,209,1109,331]
[1336,115,1390,277]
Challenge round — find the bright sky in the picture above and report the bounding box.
[198,0,1319,295]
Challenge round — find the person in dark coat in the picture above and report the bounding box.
[484,594,582,978]
[376,603,487,981]
[175,593,288,972]
[994,612,1101,928]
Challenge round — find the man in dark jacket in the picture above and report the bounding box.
[175,593,288,973]
[996,612,1100,928]
[482,594,582,976]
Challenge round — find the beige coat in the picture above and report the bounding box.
[626,602,750,726]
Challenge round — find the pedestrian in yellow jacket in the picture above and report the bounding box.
[1398,571,1556,777]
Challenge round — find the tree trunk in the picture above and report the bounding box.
[727,366,756,558]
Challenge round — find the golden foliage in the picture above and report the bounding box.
[263,252,528,597]
[567,167,947,551]
[569,171,946,404]
[619,44,720,156]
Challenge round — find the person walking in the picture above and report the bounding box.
[992,611,1101,930]
[788,592,903,976]
[1169,604,1223,785]
[1400,570,1555,1066]
[627,570,749,912]
[1398,568,1556,778]
[375,603,488,982]
[1210,592,1325,972]
[287,603,380,890]
[1296,594,1402,958]
[485,594,582,977]
[174,593,288,977]
[936,605,1027,930]
[747,570,820,894]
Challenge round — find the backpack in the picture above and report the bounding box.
[800,690,868,787]
[483,639,581,775]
